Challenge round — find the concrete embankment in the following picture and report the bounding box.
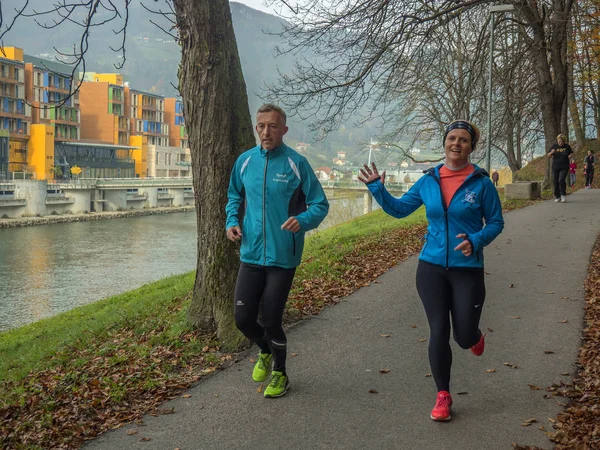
[0,206,195,229]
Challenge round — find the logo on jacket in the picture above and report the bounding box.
[463,189,477,204]
[273,173,289,183]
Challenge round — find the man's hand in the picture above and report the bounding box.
[226,226,242,242]
[358,163,386,185]
[454,233,473,257]
[281,217,300,233]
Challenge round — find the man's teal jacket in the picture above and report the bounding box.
[226,144,329,268]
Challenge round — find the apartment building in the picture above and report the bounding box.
[147,145,191,178]
[79,73,129,146]
[164,98,188,149]
[0,47,31,175]
[24,55,80,142]
[127,88,169,147]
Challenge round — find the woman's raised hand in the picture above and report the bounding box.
[358,163,386,185]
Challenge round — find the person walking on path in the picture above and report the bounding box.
[547,134,573,202]
[492,170,499,187]
[569,157,577,188]
[225,104,329,398]
[584,150,595,188]
[358,120,504,422]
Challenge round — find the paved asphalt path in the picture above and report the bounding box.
[85,189,600,450]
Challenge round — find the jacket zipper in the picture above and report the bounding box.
[431,169,480,269]
[430,176,450,269]
[262,152,269,265]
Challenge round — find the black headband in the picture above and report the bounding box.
[443,121,478,149]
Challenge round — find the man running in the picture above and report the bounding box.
[225,104,329,398]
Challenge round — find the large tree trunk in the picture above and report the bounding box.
[173,0,256,350]
[522,1,572,187]
[567,13,585,147]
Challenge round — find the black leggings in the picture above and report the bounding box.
[416,260,486,392]
[234,263,296,372]
[552,167,568,198]
[586,170,594,187]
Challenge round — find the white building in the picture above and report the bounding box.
[147,145,192,178]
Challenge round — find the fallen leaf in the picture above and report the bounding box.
[379,369,390,374]
[181,394,192,398]
[140,437,151,442]
[257,385,263,393]
[201,367,217,375]
[380,334,391,337]
[544,350,555,354]
[291,353,298,357]
[485,368,496,373]
[561,296,570,299]
[538,426,546,431]
[487,328,494,332]
[126,430,138,435]
[368,389,379,394]
[528,384,542,390]
[410,324,417,328]
[503,362,518,369]
[548,418,556,423]
[249,358,256,363]
[418,338,427,342]
[509,284,515,288]
[512,316,521,319]
[559,319,568,323]
[456,391,468,395]
[425,373,432,377]
[561,372,570,376]
[522,418,537,424]
[537,264,545,267]
[545,291,555,294]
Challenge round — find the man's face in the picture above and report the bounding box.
[256,111,288,151]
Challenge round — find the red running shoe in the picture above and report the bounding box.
[430,391,453,421]
[470,332,486,356]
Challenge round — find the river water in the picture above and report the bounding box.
[0,192,382,332]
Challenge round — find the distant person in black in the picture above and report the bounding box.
[584,150,595,188]
[492,170,499,187]
[547,134,573,203]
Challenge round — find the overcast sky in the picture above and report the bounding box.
[233,0,278,15]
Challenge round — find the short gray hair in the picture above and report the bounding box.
[257,103,287,123]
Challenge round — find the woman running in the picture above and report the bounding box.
[358,120,504,421]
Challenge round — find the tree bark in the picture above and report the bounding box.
[521,1,573,187]
[173,0,256,350]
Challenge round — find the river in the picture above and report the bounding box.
[0,192,380,332]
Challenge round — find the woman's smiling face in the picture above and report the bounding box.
[444,128,473,167]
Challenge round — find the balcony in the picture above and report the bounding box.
[0,107,29,119]
[0,74,21,84]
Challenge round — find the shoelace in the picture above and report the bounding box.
[436,395,451,407]
[268,372,283,388]
[257,354,269,370]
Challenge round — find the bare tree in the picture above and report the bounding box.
[1,0,255,349]
[266,0,574,180]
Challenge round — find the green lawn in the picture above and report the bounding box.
[0,208,425,385]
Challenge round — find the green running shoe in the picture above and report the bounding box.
[252,352,273,382]
[264,370,290,398]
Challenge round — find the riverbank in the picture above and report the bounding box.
[0,206,195,229]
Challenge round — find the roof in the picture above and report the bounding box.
[24,54,75,77]
[55,141,137,150]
